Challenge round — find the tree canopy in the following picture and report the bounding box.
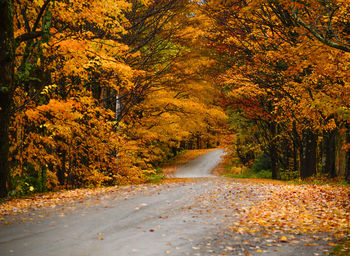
[0,0,349,196]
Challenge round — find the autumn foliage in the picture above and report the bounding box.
[200,0,350,181]
[1,0,350,197]
[1,0,226,196]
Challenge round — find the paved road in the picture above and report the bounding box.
[174,149,224,178]
[0,150,335,256]
[0,181,224,256]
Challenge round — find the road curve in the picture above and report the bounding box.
[0,149,335,256]
[174,149,225,178]
[0,150,225,256]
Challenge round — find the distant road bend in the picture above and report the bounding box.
[174,149,224,178]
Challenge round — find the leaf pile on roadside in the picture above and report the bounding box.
[236,184,350,237]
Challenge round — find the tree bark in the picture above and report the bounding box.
[293,139,298,172]
[57,151,66,186]
[0,0,15,197]
[269,122,280,179]
[270,143,281,179]
[292,121,300,173]
[322,130,336,178]
[116,93,121,122]
[300,129,317,179]
[345,129,350,183]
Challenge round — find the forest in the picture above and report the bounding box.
[0,0,349,197]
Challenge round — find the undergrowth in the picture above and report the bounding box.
[145,168,166,184]
[225,168,272,179]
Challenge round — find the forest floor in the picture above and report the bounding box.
[0,149,349,256]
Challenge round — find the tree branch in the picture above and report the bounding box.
[291,8,350,53]
[15,31,43,44]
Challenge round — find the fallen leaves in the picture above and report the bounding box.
[188,178,349,255]
[239,183,350,237]
[1,177,346,256]
[1,174,349,255]
[0,183,174,219]
[280,236,288,242]
[0,187,119,217]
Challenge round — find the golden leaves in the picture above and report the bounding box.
[240,184,350,237]
[11,0,225,193]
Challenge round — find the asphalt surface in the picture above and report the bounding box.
[0,149,335,256]
[174,149,224,178]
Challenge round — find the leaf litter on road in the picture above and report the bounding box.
[237,183,350,237]
[1,177,349,255]
[187,179,349,255]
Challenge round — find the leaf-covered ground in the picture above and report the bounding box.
[0,184,160,220]
[188,179,350,255]
[0,149,214,219]
[240,183,349,236]
[0,177,349,255]
[1,151,349,256]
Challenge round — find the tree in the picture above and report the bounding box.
[200,0,350,180]
[1,0,227,196]
[0,0,15,197]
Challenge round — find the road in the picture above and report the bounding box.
[174,149,223,178]
[0,149,335,256]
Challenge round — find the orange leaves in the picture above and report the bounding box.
[239,184,350,237]
[10,95,146,189]
[53,0,129,34]
[5,0,231,197]
[0,185,127,217]
[204,0,350,132]
[280,236,288,242]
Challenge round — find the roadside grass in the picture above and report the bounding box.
[213,157,286,183]
[291,175,349,187]
[145,168,167,184]
[218,159,349,187]
[227,168,272,179]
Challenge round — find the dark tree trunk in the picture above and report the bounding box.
[171,146,178,156]
[270,144,281,179]
[269,122,280,179]
[0,0,15,197]
[281,138,291,171]
[57,151,66,186]
[322,130,336,178]
[300,129,317,179]
[292,122,301,173]
[293,139,298,172]
[346,129,350,183]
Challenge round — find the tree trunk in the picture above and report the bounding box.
[270,123,280,179]
[292,122,301,173]
[293,139,298,172]
[57,151,66,186]
[300,129,317,179]
[116,93,121,122]
[270,143,281,179]
[345,129,350,183]
[0,0,15,197]
[322,130,336,178]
